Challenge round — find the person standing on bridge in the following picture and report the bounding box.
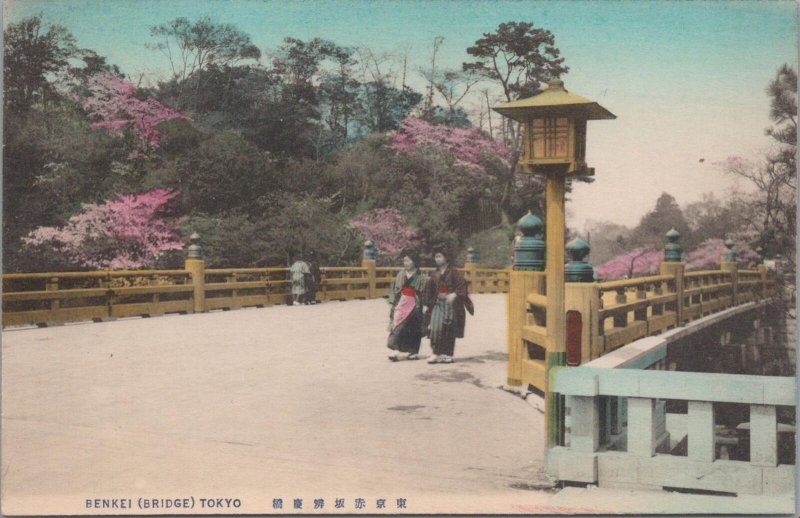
[424,249,469,364]
[386,250,428,361]
[289,256,310,306]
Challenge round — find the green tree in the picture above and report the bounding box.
[463,21,569,119]
[4,15,76,112]
[631,193,691,250]
[684,193,751,246]
[148,17,261,82]
[717,65,796,266]
[583,219,633,266]
[358,82,422,134]
[173,131,277,215]
[462,21,568,222]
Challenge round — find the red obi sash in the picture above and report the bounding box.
[437,284,449,294]
[401,285,416,297]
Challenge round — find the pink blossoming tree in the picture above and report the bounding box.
[22,189,184,269]
[686,237,761,270]
[595,236,761,280]
[594,246,663,279]
[388,116,511,168]
[80,73,189,151]
[348,208,420,259]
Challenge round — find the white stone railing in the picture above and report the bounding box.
[549,366,795,495]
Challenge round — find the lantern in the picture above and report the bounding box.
[493,78,616,176]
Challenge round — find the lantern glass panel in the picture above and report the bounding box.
[532,117,569,158]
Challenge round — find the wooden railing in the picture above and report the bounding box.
[2,260,510,328]
[2,270,194,327]
[508,260,777,392]
[507,271,548,389]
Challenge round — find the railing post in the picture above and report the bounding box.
[566,395,600,452]
[565,238,599,363]
[757,263,768,300]
[45,276,60,315]
[750,404,778,466]
[185,232,206,313]
[659,228,685,325]
[507,212,545,387]
[627,397,657,457]
[362,240,377,299]
[720,238,738,306]
[687,401,716,462]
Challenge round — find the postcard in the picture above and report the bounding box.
[2,0,797,515]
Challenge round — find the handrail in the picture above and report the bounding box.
[550,365,795,495]
[597,274,672,290]
[2,269,191,280]
[2,262,511,327]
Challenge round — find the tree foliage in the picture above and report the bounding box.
[631,192,692,250]
[21,189,183,269]
[713,65,796,267]
[3,16,76,112]
[594,246,662,279]
[3,16,577,273]
[80,73,190,152]
[149,16,261,82]
[685,237,760,270]
[349,208,421,260]
[389,116,511,166]
[463,21,568,101]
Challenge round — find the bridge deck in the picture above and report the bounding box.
[2,294,792,515]
[2,294,556,514]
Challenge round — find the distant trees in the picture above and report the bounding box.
[462,21,568,222]
[595,247,661,279]
[631,192,692,250]
[715,64,796,268]
[591,191,762,279]
[3,15,567,272]
[463,21,568,145]
[3,16,76,112]
[148,17,261,82]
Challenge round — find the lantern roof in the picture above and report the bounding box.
[493,78,616,122]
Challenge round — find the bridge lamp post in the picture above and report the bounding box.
[493,77,615,448]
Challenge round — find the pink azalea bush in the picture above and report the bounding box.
[22,189,184,269]
[594,247,663,279]
[348,208,420,257]
[81,73,189,151]
[388,117,511,167]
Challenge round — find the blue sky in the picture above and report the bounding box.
[5,0,797,231]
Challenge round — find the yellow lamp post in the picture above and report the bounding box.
[494,77,615,448]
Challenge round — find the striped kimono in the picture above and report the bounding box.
[424,267,468,356]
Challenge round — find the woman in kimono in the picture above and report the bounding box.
[424,249,468,364]
[386,250,427,361]
[289,258,310,306]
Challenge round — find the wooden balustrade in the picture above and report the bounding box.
[506,271,548,389]
[504,257,777,393]
[2,262,512,327]
[593,274,678,353]
[2,270,193,326]
[557,263,778,368]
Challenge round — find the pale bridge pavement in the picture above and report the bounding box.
[1,294,793,515]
